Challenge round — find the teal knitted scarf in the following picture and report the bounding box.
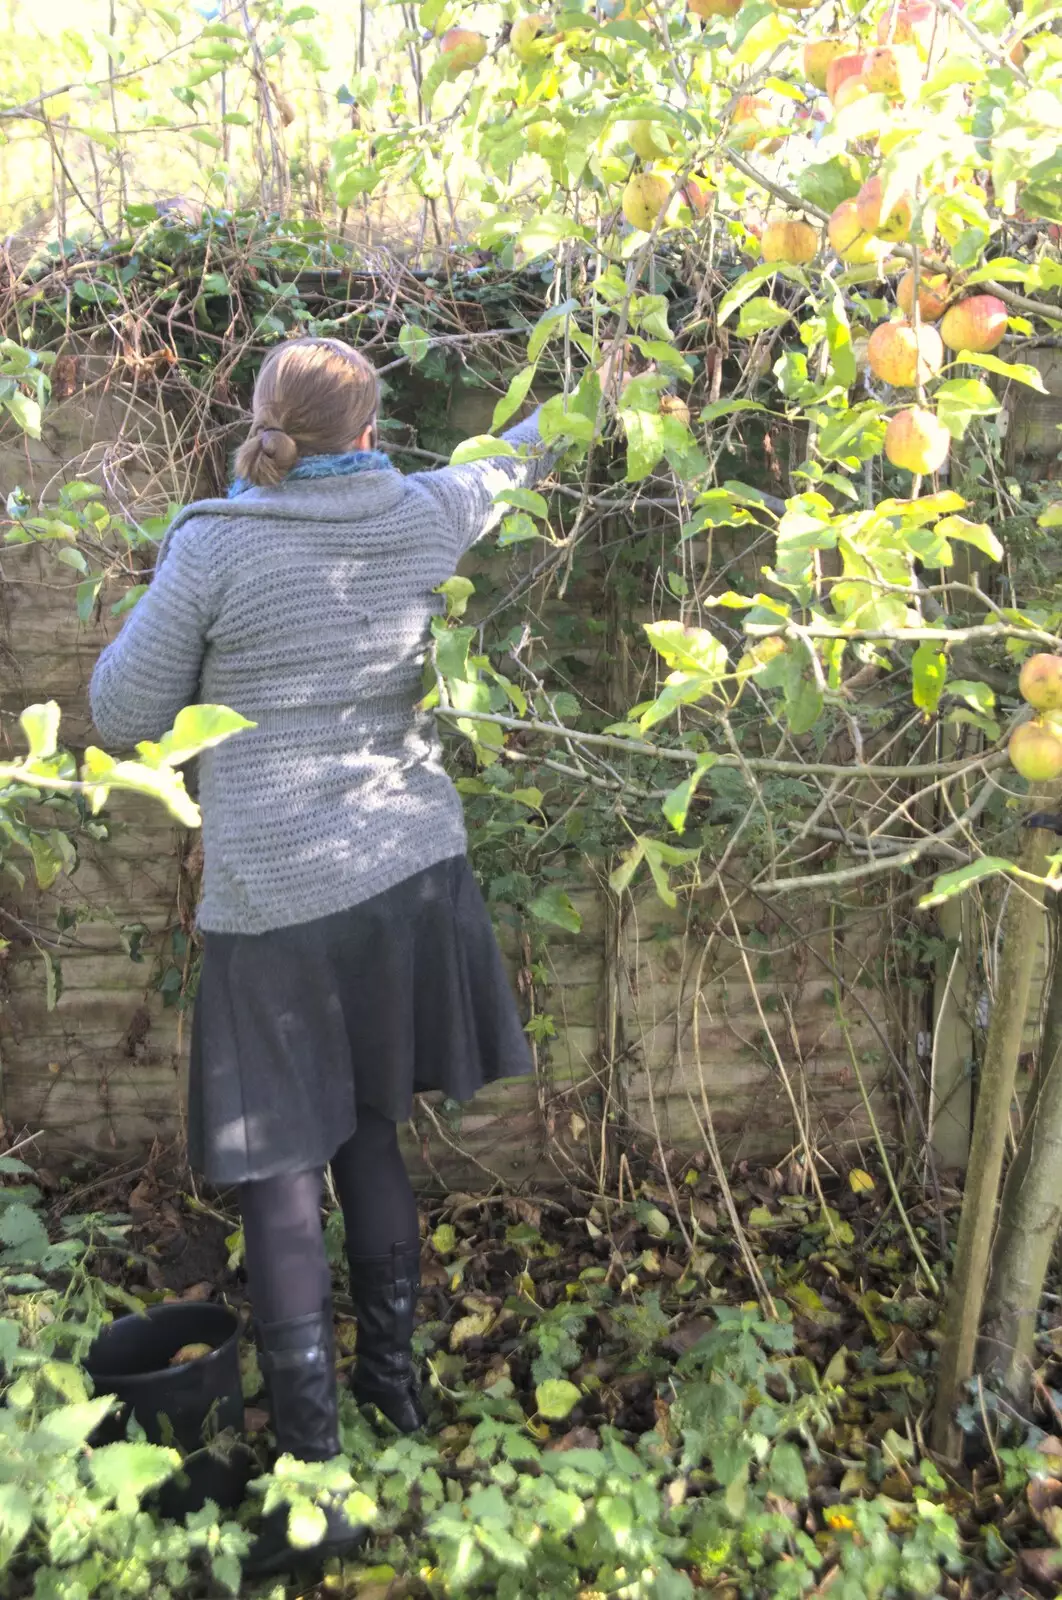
[229,448,394,499]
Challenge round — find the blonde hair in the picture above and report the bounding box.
[235,337,380,488]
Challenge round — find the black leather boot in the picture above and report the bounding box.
[244,1308,367,1577]
[347,1244,426,1434]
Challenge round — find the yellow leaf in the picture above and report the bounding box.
[450,1306,494,1350]
[849,1168,875,1193]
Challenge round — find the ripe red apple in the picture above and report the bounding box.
[897,269,950,321]
[861,43,921,97]
[856,175,914,241]
[884,406,950,473]
[876,0,962,59]
[440,28,487,74]
[804,38,849,91]
[826,52,868,104]
[828,199,886,265]
[867,320,944,386]
[1009,719,1062,782]
[688,0,744,16]
[622,172,672,232]
[1019,654,1062,712]
[939,294,1008,353]
[761,217,819,265]
[731,95,782,152]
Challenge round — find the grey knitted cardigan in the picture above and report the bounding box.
[89,410,552,934]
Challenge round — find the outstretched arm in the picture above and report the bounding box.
[89,518,215,748]
[411,408,559,557]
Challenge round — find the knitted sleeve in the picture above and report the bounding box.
[410,407,559,556]
[89,516,216,748]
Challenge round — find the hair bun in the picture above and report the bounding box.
[258,428,298,471]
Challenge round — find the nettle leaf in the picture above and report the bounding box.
[0,1201,49,1258]
[88,1441,181,1510]
[529,887,582,933]
[535,1378,581,1420]
[0,1484,33,1562]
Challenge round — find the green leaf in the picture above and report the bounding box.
[433,622,475,682]
[0,1485,33,1562]
[111,583,148,617]
[518,213,588,258]
[718,263,806,326]
[529,887,582,933]
[912,642,947,714]
[610,839,646,896]
[77,577,103,622]
[535,1378,581,1420]
[934,515,1003,562]
[450,436,518,466]
[661,754,717,835]
[527,298,579,363]
[0,1200,49,1258]
[491,365,537,432]
[644,621,728,677]
[935,377,999,440]
[735,298,792,337]
[399,323,431,365]
[19,702,60,760]
[287,1497,329,1548]
[4,392,41,438]
[88,1441,181,1511]
[189,128,223,149]
[435,576,475,619]
[952,350,1045,391]
[796,152,862,213]
[32,1396,114,1448]
[157,705,255,767]
[919,856,1014,907]
[621,409,667,480]
[493,486,548,519]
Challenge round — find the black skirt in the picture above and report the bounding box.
[188,856,532,1185]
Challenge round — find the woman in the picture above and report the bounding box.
[89,335,558,1571]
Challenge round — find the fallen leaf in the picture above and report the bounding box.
[1020,1549,1062,1583]
[849,1168,875,1193]
[450,1306,494,1350]
[177,1281,212,1302]
[545,1426,599,1452]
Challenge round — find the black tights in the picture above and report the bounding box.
[238,1105,419,1326]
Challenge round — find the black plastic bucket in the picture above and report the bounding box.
[85,1301,254,1515]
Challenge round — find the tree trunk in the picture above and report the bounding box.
[978,889,1062,1406]
[931,811,1057,1458]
